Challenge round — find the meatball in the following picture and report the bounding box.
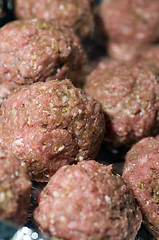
[0,144,31,225]
[15,0,94,39]
[84,60,159,148]
[123,137,159,239]
[108,42,146,62]
[99,0,159,44]
[108,42,159,64]
[0,19,85,89]
[141,45,159,70]
[34,160,142,240]
[0,83,14,105]
[0,79,105,182]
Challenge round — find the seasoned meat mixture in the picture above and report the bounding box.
[0,79,105,182]
[0,18,85,90]
[123,137,159,239]
[0,145,31,225]
[34,160,142,240]
[99,0,159,44]
[84,60,159,148]
[15,0,94,39]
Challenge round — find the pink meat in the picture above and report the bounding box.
[0,19,85,89]
[0,79,105,182]
[0,144,31,225]
[123,137,159,239]
[84,60,159,148]
[15,0,94,39]
[100,0,159,44]
[34,160,142,240]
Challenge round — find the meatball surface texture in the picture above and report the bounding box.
[108,42,146,62]
[0,145,31,225]
[84,60,159,148]
[0,79,105,182]
[15,0,94,39]
[34,160,142,240]
[0,19,85,88]
[99,0,159,44]
[141,45,159,70]
[123,137,159,239]
[108,42,159,64]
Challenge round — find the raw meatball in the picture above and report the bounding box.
[141,45,159,70]
[108,42,159,64]
[108,42,146,62]
[0,19,85,89]
[0,79,105,182]
[123,137,159,239]
[0,145,31,225]
[99,0,159,44]
[84,60,159,148]
[15,0,94,39]
[34,160,142,240]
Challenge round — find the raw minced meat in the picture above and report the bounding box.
[84,60,159,148]
[0,144,31,225]
[34,160,142,240]
[0,18,85,90]
[99,0,159,44]
[15,0,95,39]
[0,79,105,182]
[123,137,159,239]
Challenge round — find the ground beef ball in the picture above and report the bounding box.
[0,19,85,89]
[108,42,159,64]
[0,144,31,225]
[140,45,159,70]
[0,79,105,182]
[84,60,159,148]
[15,0,94,39]
[99,0,159,44]
[108,42,146,62]
[34,160,142,240]
[123,137,159,239]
